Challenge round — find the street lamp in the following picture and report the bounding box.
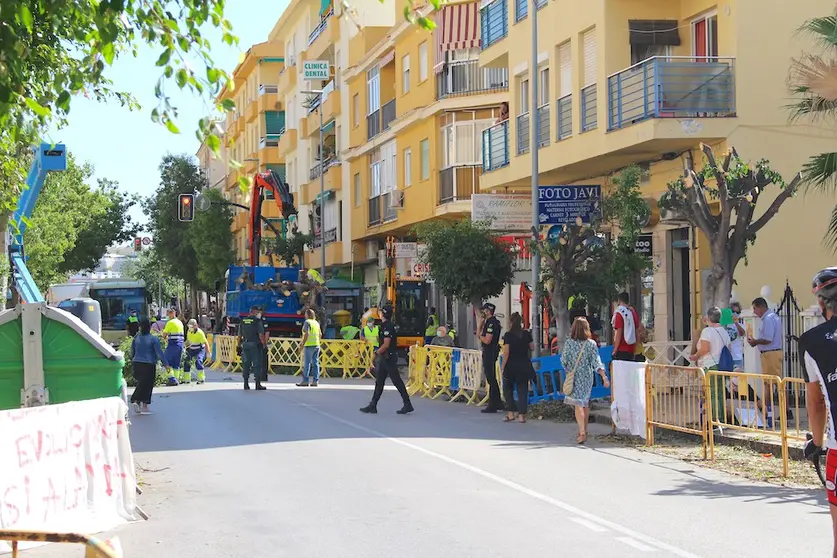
[302,88,326,280]
[529,0,541,357]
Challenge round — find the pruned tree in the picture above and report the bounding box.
[269,229,314,267]
[415,219,515,308]
[659,144,801,309]
[536,166,650,342]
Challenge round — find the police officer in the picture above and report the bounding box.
[477,302,503,413]
[239,305,268,390]
[360,306,414,415]
[126,309,139,337]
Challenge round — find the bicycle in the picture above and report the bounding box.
[806,432,828,487]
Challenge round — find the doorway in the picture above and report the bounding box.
[668,228,692,341]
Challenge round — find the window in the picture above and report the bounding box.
[404,148,412,187]
[440,119,494,168]
[519,79,529,114]
[353,94,359,127]
[367,67,380,114]
[419,42,428,81]
[557,42,572,97]
[538,67,549,106]
[419,138,429,180]
[692,13,718,60]
[354,172,361,206]
[582,28,597,87]
[402,54,411,94]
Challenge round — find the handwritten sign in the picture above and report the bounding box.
[537,185,602,225]
[0,398,137,552]
[472,194,531,231]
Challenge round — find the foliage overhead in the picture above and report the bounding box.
[122,247,183,308]
[788,9,837,249]
[269,228,314,267]
[415,219,515,306]
[659,144,801,307]
[187,187,234,287]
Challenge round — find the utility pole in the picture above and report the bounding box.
[530,0,541,357]
[303,89,326,279]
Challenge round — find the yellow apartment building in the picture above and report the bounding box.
[218,41,287,266]
[476,0,837,342]
[344,0,509,309]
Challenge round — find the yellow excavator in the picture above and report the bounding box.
[362,236,428,351]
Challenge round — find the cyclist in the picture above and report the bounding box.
[801,266,837,556]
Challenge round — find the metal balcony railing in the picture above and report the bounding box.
[259,133,282,149]
[606,56,736,130]
[580,84,597,132]
[382,191,398,221]
[556,94,572,140]
[536,103,550,147]
[436,60,509,99]
[439,165,481,204]
[480,0,508,50]
[307,94,322,115]
[308,8,333,46]
[259,84,279,95]
[482,120,509,172]
[368,196,382,226]
[312,227,338,248]
[367,109,381,140]
[516,112,530,155]
[309,157,337,181]
[381,100,396,131]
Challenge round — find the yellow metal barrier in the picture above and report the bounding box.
[407,345,430,397]
[0,531,121,558]
[426,347,455,399]
[783,376,809,444]
[645,364,711,459]
[706,370,789,477]
[212,335,241,372]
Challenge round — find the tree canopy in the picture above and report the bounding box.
[415,219,515,307]
[269,228,313,267]
[122,247,183,311]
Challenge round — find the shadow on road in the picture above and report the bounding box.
[652,477,828,510]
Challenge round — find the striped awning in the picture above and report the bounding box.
[434,3,481,73]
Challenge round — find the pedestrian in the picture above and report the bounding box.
[430,325,454,347]
[477,302,503,413]
[239,305,268,390]
[611,292,640,362]
[748,296,784,422]
[183,319,212,384]
[360,306,414,415]
[501,312,534,424]
[126,308,139,338]
[562,317,609,443]
[689,306,731,423]
[161,307,185,386]
[130,319,168,415]
[297,308,322,387]
[726,301,746,370]
[425,307,439,345]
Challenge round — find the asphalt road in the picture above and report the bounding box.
[20,371,834,558]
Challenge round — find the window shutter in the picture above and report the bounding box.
[582,28,596,87]
[558,43,572,97]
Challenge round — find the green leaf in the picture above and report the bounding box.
[24,98,51,118]
[220,98,235,111]
[165,119,180,134]
[175,69,187,88]
[206,67,220,83]
[101,42,116,65]
[156,49,172,67]
[418,17,436,30]
[207,134,221,153]
[18,5,34,33]
[56,91,71,112]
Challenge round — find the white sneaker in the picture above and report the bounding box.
[131,402,141,414]
[140,409,154,415]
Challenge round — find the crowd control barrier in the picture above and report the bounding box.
[644,364,711,459]
[530,348,614,404]
[0,531,122,557]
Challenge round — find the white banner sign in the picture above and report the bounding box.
[610,361,647,439]
[393,242,417,259]
[0,398,137,553]
[471,194,531,231]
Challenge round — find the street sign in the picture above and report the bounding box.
[537,185,602,225]
[141,237,151,246]
[471,194,531,231]
[411,262,430,278]
[303,60,330,80]
[393,242,417,259]
[195,193,212,213]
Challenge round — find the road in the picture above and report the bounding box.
[21,370,833,558]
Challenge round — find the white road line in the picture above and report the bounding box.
[570,517,609,533]
[298,403,702,558]
[617,537,658,552]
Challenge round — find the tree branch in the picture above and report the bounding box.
[747,173,803,237]
[701,143,731,240]
[683,174,718,237]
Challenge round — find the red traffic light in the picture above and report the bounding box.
[133,238,142,252]
[178,193,195,222]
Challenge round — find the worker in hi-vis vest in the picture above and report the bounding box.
[162,308,185,386]
[183,319,212,384]
[297,309,321,387]
[424,307,438,345]
[362,315,379,377]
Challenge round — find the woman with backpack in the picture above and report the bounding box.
[689,306,732,423]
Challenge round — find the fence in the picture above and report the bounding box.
[645,364,710,458]
[0,531,121,557]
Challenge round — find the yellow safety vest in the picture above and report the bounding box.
[363,325,379,347]
[425,314,438,336]
[304,319,321,347]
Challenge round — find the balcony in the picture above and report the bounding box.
[278,66,297,95]
[366,100,396,141]
[382,191,399,222]
[580,84,597,132]
[302,161,341,204]
[305,237,343,268]
[516,113,529,155]
[305,87,340,137]
[277,127,296,161]
[482,120,509,172]
[607,57,736,131]
[307,9,337,59]
[556,94,572,141]
[245,98,258,122]
[536,104,550,148]
[480,0,508,50]
[312,227,338,248]
[436,60,509,99]
[258,134,283,165]
[438,165,480,205]
[368,196,382,226]
[258,84,280,113]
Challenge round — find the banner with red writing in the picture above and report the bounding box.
[0,397,137,553]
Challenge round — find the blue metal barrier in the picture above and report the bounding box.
[449,349,461,391]
[529,346,614,403]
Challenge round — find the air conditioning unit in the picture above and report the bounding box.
[388,190,404,209]
[287,55,297,66]
[365,239,379,260]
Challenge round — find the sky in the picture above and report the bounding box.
[46,0,290,229]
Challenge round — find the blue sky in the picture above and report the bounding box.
[47,0,290,228]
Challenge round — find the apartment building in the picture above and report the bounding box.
[477,0,837,341]
[195,125,227,191]
[345,0,509,310]
[218,41,286,265]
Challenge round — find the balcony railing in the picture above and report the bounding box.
[482,120,509,172]
[480,0,508,50]
[382,191,398,221]
[536,104,550,148]
[382,100,396,131]
[308,8,334,46]
[439,165,480,204]
[516,112,530,155]
[606,56,736,131]
[580,84,597,132]
[556,94,572,140]
[259,84,279,95]
[368,196,382,226]
[307,94,322,115]
[309,157,337,181]
[259,133,282,149]
[367,109,380,140]
[312,227,338,248]
[436,60,509,99]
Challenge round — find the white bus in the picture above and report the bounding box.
[87,278,148,344]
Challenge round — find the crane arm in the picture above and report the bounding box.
[249,169,298,267]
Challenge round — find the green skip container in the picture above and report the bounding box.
[0,303,124,410]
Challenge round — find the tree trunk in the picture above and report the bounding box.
[704,240,733,310]
[549,287,570,347]
[190,284,199,322]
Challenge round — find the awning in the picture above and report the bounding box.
[435,3,480,73]
[379,49,396,68]
[628,20,681,46]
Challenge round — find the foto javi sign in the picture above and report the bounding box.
[0,398,137,552]
[537,185,602,225]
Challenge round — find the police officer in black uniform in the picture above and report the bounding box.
[238,305,268,391]
[477,302,503,413]
[360,306,414,415]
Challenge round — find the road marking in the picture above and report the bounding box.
[617,537,658,552]
[570,517,609,533]
[298,403,702,558]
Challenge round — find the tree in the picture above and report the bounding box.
[59,178,141,274]
[536,166,650,342]
[187,187,234,287]
[659,144,801,309]
[415,219,515,308]
[788,9,837,249]
[269,228,314,267]
[122,247,183,311]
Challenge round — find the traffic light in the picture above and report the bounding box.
[133,238,142,252]
[178,193,195,222]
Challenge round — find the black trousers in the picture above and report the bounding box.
[372,356,410,406]
[613,351,635,362]
[502,373,530,415]
[131,362,156,405]
[482,350,502,408]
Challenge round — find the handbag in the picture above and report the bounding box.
[562,342,587,395]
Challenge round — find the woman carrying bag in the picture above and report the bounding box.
[562,317,609,443]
